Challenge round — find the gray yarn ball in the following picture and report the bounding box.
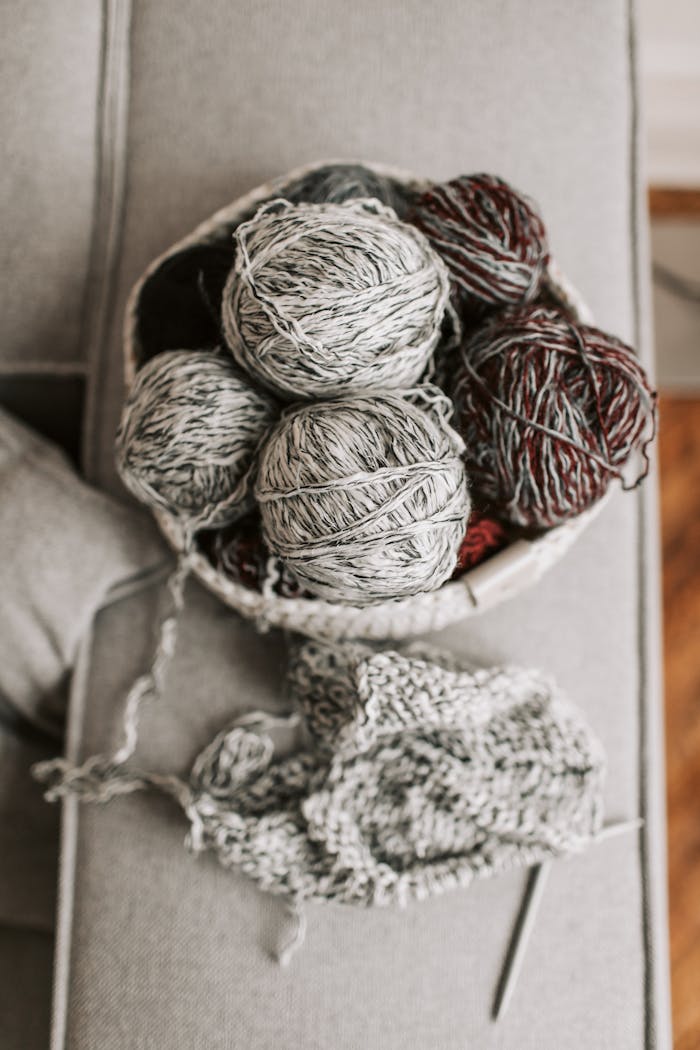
[280,162,411,215]
[116,350,278,531]
[255,390,470,604]
[222,198,450,401]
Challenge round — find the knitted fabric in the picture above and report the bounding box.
[35,639,604,918]
[185,641,605,906]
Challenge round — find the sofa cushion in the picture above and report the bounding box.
[0,408,165,736]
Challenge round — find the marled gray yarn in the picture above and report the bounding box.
[255,388,470,604]
[189,641,604,907]
[36,640,604,913]
[221,198,450,400]
[116,350,278,531]
[280,162,412,215]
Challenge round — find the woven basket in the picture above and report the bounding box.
[124,160,608,641]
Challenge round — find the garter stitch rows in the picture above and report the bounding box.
[116,350,279,532]
[221,198,450,400]
[408,173,549,312]
[255,389,470,604]
[450,305,657,528]
[175,640,605,907]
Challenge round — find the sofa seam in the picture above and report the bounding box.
[80,0,133,484]
[49,621,94,1050]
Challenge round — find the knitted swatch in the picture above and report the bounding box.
[35,639,605,954]
[184,641,605,907]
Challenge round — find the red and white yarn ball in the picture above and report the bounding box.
[408,173,549,314]
[449,305,656,529]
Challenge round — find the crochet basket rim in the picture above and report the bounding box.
[123,158,609,641]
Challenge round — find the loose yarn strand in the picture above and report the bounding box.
[277,899,308,967]
[112,549,191,765]
[33,549,194,802]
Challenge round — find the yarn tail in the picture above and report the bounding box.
[276,899,307,967]
[33,551,192,802]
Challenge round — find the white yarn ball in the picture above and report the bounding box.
[255,390,470,604]
[222,198,450,400]
[116,350,278,531]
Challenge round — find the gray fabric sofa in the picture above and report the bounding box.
[1,1,672,1046]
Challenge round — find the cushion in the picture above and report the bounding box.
[0,408,165,735]
[0,410,164,941]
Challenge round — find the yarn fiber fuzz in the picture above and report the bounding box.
[222,198,450,400]
[450,306,657,529]
[409,173,549,313]
[116,350,278,531]
[186,640,605,907]
[255,390,470,604]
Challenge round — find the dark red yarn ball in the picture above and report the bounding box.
[450,305,657,529]
[452,513,508,577]
[408,174,549,313]
[210,515,308,598]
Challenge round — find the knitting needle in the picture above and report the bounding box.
[491,818,643,1021]
[492,861,550,1020]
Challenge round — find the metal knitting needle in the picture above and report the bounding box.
[491,818,643,1021]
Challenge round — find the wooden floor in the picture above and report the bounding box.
[659,395,700,1050]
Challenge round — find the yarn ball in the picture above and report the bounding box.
[116,350,278,531]
[255,391,470,604]
[209,515,309,598]
[452,513,508,577]
[135,241,235,361]
[221,198,450,400]
[281,162,411,215]
[408,173,549,313]
[450,306,656,528]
